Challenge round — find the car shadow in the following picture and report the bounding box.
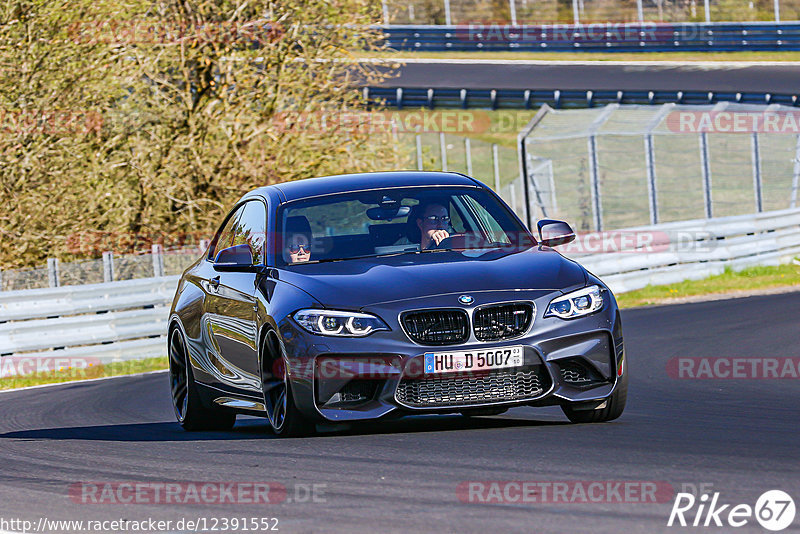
[0,414,570,442]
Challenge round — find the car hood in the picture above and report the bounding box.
[277,247,587,309]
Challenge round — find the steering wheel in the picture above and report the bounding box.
[433,236,453,250]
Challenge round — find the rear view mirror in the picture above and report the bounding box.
[537,219,575,247]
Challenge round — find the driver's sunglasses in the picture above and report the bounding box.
[423,215,450,224]
[287,243,309,254]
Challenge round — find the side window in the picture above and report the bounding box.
[234,200,267,265]
[462,195,511,243]
[208,205,245,261]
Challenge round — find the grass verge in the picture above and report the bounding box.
[616,263,800,308]
[0,356,168,391]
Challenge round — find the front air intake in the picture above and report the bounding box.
[401,309,469,346]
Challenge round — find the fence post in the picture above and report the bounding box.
[587,135,603,232]
[0,269,3,292]
[492,144,501,193]
[774,0,780,22]
[644,134,659,225]
[152,244,164,277]
[102,251,115,283]
[440,132,448,172]
[416,134,423,170]
[465,138,473,176]
[572,0,580,24]
[792,135,800,209]
[509,0,518,25]
[637,0,644,22]
[751,133,763,213]
[704,0,710,21]
[444,0,452,25]
[47,258,60,288]
[509,181,518,216]
[382,1,389,25]
[699,132,713,218]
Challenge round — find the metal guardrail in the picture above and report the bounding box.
[365,86,800,110]
[3,209,799,374]
[0,276,178,375]
[569,208,800,293]
[383,22,800,52]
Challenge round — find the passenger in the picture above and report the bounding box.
[283,216,312,263]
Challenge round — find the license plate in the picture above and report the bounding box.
[423,346,524,375]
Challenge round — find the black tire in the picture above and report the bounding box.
[261,331,315,437]
[561,369,627,424]
[169,328,236,431]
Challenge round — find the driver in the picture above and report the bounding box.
[416,202,451,250]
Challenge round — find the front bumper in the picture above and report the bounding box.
[277,288,624,423]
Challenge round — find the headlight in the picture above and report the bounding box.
[293,309,389,337]
[545,285,604,319]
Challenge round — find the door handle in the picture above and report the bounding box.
[209,276,221,290]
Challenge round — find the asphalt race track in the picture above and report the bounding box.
[379,59,800,93]
[1,292,798,533]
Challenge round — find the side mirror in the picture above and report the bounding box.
[537,219,575,247]
[213,244,260,272]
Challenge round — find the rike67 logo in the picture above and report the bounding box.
[668,490,796,531]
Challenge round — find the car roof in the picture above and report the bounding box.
[247,171,483,203]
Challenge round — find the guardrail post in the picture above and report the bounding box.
[588,135,603,231]
[700,132,713,218]
[572,0,580,24]
[440,132,448,171]
[102,251,115,283]
[774,0,780,22]
[704,0,710,21]
[443,0,452,25]
[644,134,659,225]
[636,0,644,22]
[509,0,517,25]
[416,134,423,170]
[465,138,473,176]
[752,133,763,212]
[47,258,60,288]
[0,269,3,292]
[492,144,501,192]
[792,135,800,208]
[152,244,164,277]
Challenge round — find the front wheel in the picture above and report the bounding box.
[262,331,315,437]
[169,328,236,431]
[561,369,627,424]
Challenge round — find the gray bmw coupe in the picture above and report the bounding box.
[168,171,626,436]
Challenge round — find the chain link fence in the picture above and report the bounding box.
[394,131,532,220]
[383,0,800,25]
[520,103,800,232]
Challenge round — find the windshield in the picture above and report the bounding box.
[276,186,533,265]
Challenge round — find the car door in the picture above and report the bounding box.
[205,199,267,395]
